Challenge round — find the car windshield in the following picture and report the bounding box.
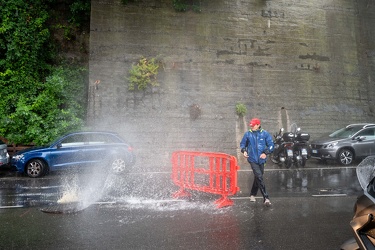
[329,126,363,138]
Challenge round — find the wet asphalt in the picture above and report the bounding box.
[0,160,362,250]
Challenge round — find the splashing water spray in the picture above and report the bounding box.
[58,175,80,204]
[42,165,115,214]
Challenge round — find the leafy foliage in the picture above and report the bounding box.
[68,0,91,27]
[128,57,160,91]
[236,103,247,117]
[173,0,188,12]
[0,1,53,84]
[0,65,87,145]
[0,0,87,145]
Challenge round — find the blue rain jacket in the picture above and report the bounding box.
[240,128,274,164]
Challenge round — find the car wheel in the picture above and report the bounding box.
[26,159,47,178]
[337,149,354,165]
[110,157,127,173]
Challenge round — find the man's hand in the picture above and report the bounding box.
[243,151,248,158]
[260,153,267,159]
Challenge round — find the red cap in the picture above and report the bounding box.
[249,118,261,126]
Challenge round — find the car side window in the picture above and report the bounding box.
[86,133,118,144]
[86,134,107,144]
[60,134,86,147]
[100,134,120,143]
[357,128,375,140]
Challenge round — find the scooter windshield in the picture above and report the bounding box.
[356,156,375,191]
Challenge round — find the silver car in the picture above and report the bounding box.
[310,123,375,165]
[0,140,10,167]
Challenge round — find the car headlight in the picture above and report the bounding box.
[12,154,24,161]
[325,142,338,148]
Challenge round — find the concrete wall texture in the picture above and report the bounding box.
[88,0,375,170]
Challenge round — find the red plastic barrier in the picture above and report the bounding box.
[171,151,240,208]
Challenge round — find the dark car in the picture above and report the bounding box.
[0,140,10,167]
[11,131,136,178]
[310,123,375,165]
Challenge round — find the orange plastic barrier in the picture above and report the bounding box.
[171,151,240,208]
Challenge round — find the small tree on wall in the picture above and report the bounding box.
[236,103,247,117]
[128,57,160,91]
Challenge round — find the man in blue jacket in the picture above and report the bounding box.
[240,118,274,206]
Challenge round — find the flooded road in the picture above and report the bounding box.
[0,160,362,249]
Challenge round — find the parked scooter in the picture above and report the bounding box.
[270,128,283,164]
[293,127,311,168]
[341,156,375,250]
[271,124,311,168]
[271,128,294,168]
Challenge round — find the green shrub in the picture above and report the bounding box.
[69,0,91,27]
[0,66,87,145]
[0,1,88,145]
[128,57,160,91]
[173,0,188,12]
[236,103,247,117]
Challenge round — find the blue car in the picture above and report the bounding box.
[11,131,136,178]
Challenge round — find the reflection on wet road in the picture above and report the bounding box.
[238,161,361,199]
[0,161,362,249]
[0,162,361,208]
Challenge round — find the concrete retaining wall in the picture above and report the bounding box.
[88,0,375,169]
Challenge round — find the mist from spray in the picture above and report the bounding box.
[53,118,215,213]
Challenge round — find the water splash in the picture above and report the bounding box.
[58,175,80,204]
[56,167,230,214]
[57,167,115,210]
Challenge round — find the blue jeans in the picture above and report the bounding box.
[249,162,269,201]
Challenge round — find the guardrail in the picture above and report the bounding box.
[6,144,33,157]
[0,136,33,157]
[171,151,240,208]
